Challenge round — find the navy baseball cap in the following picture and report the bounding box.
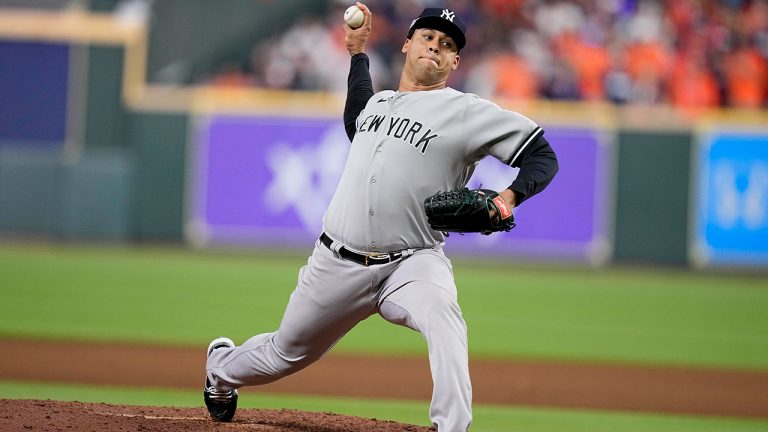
[408,8,467,51]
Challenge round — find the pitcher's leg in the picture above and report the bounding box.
[379,280,472,431]
[207,243,376,389]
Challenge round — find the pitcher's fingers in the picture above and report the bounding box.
[356,2,373,28]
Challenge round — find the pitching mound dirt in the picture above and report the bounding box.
[0,399,433,432]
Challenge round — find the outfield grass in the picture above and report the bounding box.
[1,381,767,432]
[1,244,767,368]
[1,244,766,431]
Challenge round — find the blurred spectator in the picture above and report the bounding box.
[543,57,582,100]
[206,0,768,109]
[670,38,721,108]
[723,36,768,108]
[555,31,610,100]
[625,39,670,104]
[604,42,633,104]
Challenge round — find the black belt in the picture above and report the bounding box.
[320,233,403,266]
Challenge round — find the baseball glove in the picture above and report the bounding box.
[423,187,515,235]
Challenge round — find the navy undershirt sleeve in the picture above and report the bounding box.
[509,134,559,205]
[343,53,374,142]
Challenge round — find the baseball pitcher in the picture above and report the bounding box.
[204,3,559,431]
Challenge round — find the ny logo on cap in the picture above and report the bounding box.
[441,9,455,22]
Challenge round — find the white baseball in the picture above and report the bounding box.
[344,5,364,29]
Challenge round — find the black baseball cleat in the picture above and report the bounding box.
[203,337,238,422]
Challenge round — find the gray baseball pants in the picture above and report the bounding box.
[206,238,472,431]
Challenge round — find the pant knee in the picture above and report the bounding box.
[422,288,463,323]
[398,283,465,336]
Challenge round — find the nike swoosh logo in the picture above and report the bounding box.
[377,98,388,103]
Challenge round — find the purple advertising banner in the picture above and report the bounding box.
[189,116,610,263]
[457,127,609,262]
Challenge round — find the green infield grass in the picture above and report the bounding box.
[1,243,767,368]
[1,380,766,432]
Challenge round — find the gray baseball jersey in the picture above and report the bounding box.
[323,87,542,253]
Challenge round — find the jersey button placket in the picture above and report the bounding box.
[368,102,390,252]
[369,175,378,248]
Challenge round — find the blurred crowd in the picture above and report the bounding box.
[209,0,768,109]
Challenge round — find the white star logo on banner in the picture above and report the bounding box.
[264,125,348,233]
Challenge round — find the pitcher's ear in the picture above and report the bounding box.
[452,54,461,70]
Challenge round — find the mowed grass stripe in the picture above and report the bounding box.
[1,244,767,368]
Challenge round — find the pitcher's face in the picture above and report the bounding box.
[402,28,461,86]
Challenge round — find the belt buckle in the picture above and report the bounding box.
[365,252,385,267]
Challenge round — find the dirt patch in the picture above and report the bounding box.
[0,399,433,432]
[1,337,767,422]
